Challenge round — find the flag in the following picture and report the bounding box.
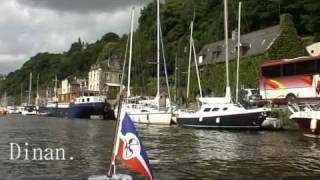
[115,113,153,180]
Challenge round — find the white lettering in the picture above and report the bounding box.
[24,142,29,160]
[10,143,20,160]
[33,148,43,160]
[44,148,53,161]
[55,148,65,160]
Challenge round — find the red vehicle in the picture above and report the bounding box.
[259,56,320,105]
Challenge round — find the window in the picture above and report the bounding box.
[223,107,228,111]
[212,108,219,111]
[262,65,281,77]
[87,98,90,102]
[250,89,259,95]
[203,108,211,112]
[283,63,295,76]
[296,60,315,74]
[82,98,85,102]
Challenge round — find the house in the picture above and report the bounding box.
[58,76,88,103]
[61,76,87,95]
[199,25,280,64]
[88,59,122,98]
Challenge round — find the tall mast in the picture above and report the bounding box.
[224,0,231,101]
[174,52,178,103]
[107,89,126,177]
[159,25,172,111]
[127,8,135,98]
[54,75,58,101]
[28,72,32,105]
[20,83,23,105]
[192,39,203,98]
[36,73,39,106]
[120,29,130,92]
[156,0,160,99]
[187,21,193,98]
[236,2,242,103]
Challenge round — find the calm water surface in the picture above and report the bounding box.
[0,115,320,179]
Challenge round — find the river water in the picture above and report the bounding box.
[0,115,320,179]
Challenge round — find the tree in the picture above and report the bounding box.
[267,13,306,59]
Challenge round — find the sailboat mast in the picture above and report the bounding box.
[107,89,126,177]
[224,0,231,101]
[236,2,242,103]
[28,72,32,105]
[36,73,39,106]
[192,39,203,98]
[187,21,193,98]
[54,76,58,101]
[127,8,135,98]
[156,0,160,99]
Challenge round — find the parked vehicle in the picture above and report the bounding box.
[259,56,320,105]
[239,88,266,107]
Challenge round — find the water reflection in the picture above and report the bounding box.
[0,115,320,179]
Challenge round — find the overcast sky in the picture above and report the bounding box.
[0,0,153,74]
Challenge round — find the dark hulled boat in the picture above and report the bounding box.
[39,96,108,119]
[176,103,270,129]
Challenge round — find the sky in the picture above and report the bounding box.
[0,0,153,74]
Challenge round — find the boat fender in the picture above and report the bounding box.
[199,117,203,122]
[310,118,317,132]
[216,117,220,124]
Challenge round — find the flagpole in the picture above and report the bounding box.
[107,88,126,177]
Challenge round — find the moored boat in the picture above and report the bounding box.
[22,72,37,116]
[116,5,172,125]
[39,95,108,119]
[176,103,270,129]
[289,104,320,138]
[175,0,271,129]
[119,96,172,125]
[21,105,37,116]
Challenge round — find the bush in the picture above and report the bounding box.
[267,14,307,59]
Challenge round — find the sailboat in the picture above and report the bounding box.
[89,90,153,180]
[117,1,172,125]
[22,72,37,115]
[176,0,271,129]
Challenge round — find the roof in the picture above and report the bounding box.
[260,55,320,67]
[199,25,280,64]
[63,76,87,85]
[90,59,121,71]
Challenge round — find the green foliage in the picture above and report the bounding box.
[0,34,123,98]
[187,55,266,99]
[301,0,320,41]
[102,32,120,42]
[1,0,320,101]
[267,14,306,59]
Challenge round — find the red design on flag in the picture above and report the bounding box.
[115,113,153,180]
